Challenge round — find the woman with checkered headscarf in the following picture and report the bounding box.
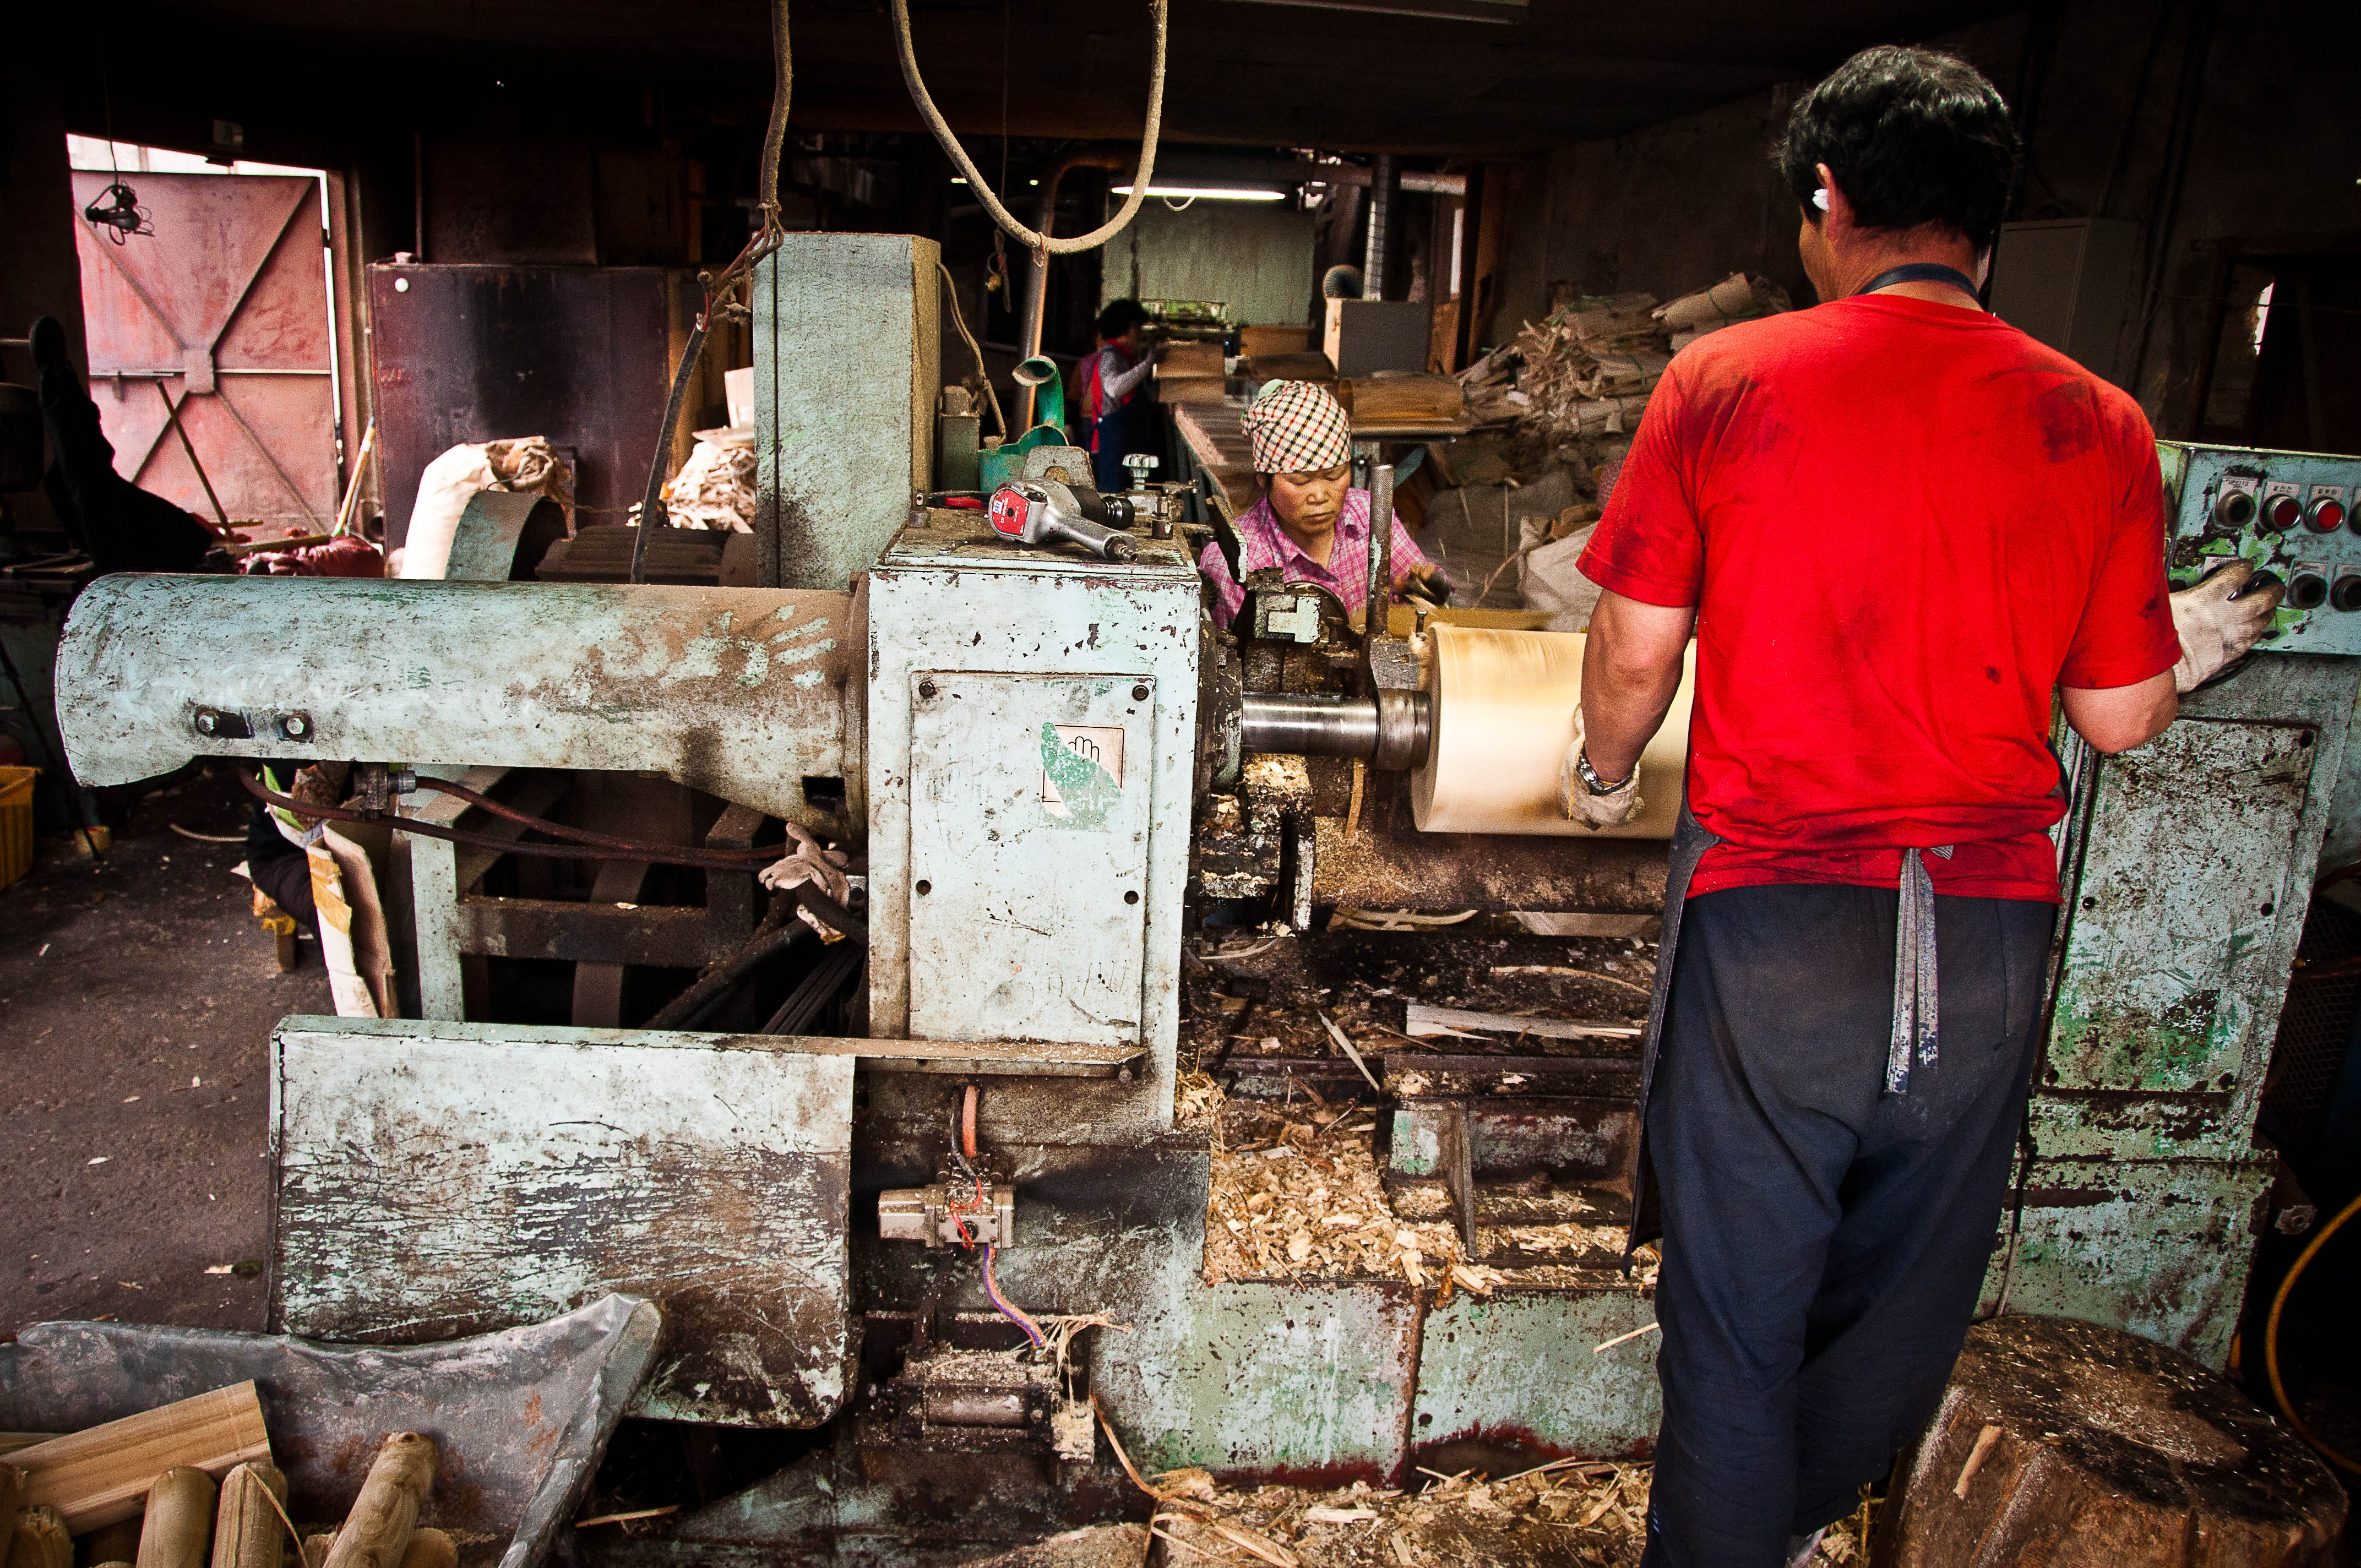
[1195,379,1448,631]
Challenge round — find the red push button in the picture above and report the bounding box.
[2265,493,2305,530]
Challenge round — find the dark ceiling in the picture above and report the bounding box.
[74,0,2022,160]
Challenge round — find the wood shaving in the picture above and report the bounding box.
[1141,1464,1660,1567]
[1205,1123,1461,1286]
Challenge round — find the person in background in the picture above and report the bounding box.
[1195,379,1446,631]
[1080,298,1162,493]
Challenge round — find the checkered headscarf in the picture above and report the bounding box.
[1244,380,1352,476]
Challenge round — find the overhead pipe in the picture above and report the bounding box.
[1363,154,1398,300]
[1016,150,1128,431]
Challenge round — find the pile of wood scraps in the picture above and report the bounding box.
[1138,1458,1658,1568]
[1655,272,1792,352]
[1,1385,454,1568]
[1204,1110,1503,1296]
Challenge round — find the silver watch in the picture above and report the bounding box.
[1574,750,1632,796]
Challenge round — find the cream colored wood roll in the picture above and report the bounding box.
[1411,624,1695,838]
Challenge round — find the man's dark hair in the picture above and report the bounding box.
[1776,46,2021,248]
[1097,298,1150,340]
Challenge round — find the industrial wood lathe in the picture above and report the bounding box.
[48,235,2361,1561]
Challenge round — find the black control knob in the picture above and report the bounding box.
[2288,572,2329,611]
[2333,576,2361,613]
[2216,488,2257,527]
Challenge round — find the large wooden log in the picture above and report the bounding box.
[13,1385,269,1534]
[1883,1316,2345,1567]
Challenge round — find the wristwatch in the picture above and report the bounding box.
[1574,750,1633,796]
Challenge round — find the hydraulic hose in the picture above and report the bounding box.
[2265,1188,2361,1475]
[889,0,1166,257]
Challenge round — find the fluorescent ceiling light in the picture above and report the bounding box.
[1112,185,1286,202]
[1225,0,1525,19]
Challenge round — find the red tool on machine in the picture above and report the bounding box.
[985,480,1139,562]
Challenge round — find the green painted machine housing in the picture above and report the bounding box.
[1985,441,2361,1368]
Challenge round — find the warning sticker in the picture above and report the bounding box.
[1041,723,1125,829]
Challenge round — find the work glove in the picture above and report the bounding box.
[1558,704,1644,831]
[759,822,852,906]
[2171,559,2283,693]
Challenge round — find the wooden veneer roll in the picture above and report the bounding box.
[1410,624,1694,839]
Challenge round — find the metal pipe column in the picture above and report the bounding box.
[1363,154,1397,300]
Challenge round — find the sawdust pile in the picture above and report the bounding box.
[1135,1463,1872,1567]
[1203,1113,1506,1296]
[1147,1460,1655,1568]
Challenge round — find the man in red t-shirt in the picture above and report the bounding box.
[1565,47,2281,1568]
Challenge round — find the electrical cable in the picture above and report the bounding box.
[936,261,1009,439]
[2264,1188,2361,1476]
[631,0,791,584]
[235,770,868,939]
[982,1243,1047,1348]
[888,0,1166,258]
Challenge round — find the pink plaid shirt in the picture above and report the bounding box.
[1198,488,1430,627]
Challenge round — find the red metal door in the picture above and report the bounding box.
[72,171,338,532]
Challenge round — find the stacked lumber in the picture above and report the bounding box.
[1156,342,1226,379]
[1337,374,1468,430]
[1239,351,1337,385]
[4,1392,453,1568]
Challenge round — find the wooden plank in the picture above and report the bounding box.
[271,1020,854,1429]
[14,1384,270,1534]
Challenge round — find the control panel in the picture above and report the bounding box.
[2163,440,2361,655]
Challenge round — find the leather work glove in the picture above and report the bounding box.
[1559,704,1644,831]
[759,822,852,906]
[2172,559,2284,693]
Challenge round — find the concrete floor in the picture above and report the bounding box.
[0,764,330,1333]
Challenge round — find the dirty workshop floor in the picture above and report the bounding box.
[0,764,330,1333]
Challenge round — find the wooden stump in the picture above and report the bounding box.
[1883,1316,2346,1567]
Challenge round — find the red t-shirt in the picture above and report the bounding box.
[1578,294,2181,902]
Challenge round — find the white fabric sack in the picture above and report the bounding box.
[1519,519,1606,631]
[398,443,501,580]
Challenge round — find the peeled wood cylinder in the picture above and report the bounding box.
[134,1469,217,1568]
[1884,1316,2346,1566]
[320,1435,436,1568]
[10,1506,72,1568]
[212,1463,288,1568]
[395,1531,454,1568]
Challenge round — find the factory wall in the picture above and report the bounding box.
[1098,200,1319,330]
[1494,0,2361,443]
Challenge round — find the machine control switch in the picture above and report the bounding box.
[879,1158,1016,1248]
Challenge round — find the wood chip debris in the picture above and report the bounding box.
[1204,1118,1462,1288]
[1140,1462,1667,1567]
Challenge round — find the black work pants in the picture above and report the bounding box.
[1638,884,2054,1568]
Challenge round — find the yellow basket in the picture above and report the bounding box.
[0,765,36,890]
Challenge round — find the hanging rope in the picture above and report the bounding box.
[631,0,793,583]
[889,0,1167,258]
